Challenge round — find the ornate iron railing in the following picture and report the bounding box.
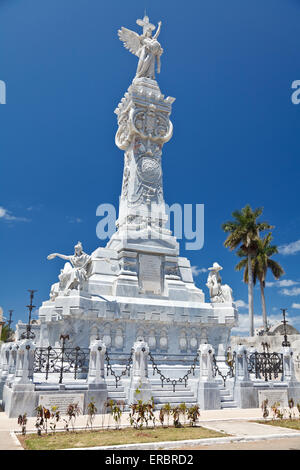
[247,352,283,382]
[34,346,89,383]
[212,353,235,387]
[148,351,199,392]
[105,349,133,388]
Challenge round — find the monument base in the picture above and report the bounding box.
[234,381,258,408]
[197,381,221,410]
[128,378,152,404]
[3,382,107,418]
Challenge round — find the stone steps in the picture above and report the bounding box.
[220,400,238,409]
[107,391,126,399]
[218,382,238,409]
[152,390,194,398]
[153,396,196,404]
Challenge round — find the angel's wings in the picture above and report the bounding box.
[118,27,141,57]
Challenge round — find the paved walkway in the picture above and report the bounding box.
[0,431,22,450]
[174,437,300,450]
[196,419,300,437]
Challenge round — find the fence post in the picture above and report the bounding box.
[128,339,152,404]
[0,343,11,399]
[233,344,258,408]
[88,339,106,384]
[12,339,36,387]
[281,346,300,402]
[2,339,37,418]
[6,343,19,385]
[86,339,108,414]
[197,343,221,410]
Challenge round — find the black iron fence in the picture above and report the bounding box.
[32,343,285,386]
[247,352,283,382]
[148,351,199,392]
[105,349,133,388]
[34,346,89,383]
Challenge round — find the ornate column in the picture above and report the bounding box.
[281,346,300,401]
[108,77,179,254]
[88,339,106,384]
[197,343,221,409]
[128,339,152,404]
[233,344,258,408]
[6,342,19,386]
[86,338,108,412]
[12,339,36,387]
[106,16,180,300]
[0,343,10,398]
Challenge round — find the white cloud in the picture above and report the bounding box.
[292,303,300,309]
[280,287,300,296]
[235,299,248,309]
[0,206,30,223]
[191,266,207,276]
[66,216,83,224]
[231,312,298,336]
[266,279,299,288]
[231,313,262,335]
[278,240,300,255]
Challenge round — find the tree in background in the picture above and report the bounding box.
[235,233,284,332]
[0,323,14,342]
[222,205,272,336]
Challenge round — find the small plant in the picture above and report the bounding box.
[35,406,51,435]
[261,399,269,420]
[129,399,155,429]
[17,413,27,436]
[49,406,60,433]
[297,402,300,418]
[172,406,182,428]
[288,398,295,420]
[159,408,165,427]
[63,403,81,432]
[112,400,124,430]
[179,402,188,426]
[271,402,283,420]
[86,398,97,430]
[162,402,172,427]
[147,397,156,428]
[106,399,115,429]
[187,405,200,426]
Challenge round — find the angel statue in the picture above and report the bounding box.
[47,241,91,293]
[118,15,163,80]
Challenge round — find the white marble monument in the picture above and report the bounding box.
[38,15,238,364]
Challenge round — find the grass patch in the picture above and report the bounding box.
[19,426,227,450]
[256,419,300,431]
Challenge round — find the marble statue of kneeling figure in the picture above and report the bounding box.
[206,262,233,303]
[47,241,91,296]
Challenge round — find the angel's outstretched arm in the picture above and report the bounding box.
[47,253,72,261]
[153,21,162,40]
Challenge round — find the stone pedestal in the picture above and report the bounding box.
[281,346,300,401]
[233,344,258,408]
[87,339,106,385]
[128,340,152,404]
[197,343,221,410]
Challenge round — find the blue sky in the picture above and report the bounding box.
[1,0,300,335]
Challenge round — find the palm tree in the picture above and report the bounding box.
[222,205,273,336]
[235,233,285,332]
